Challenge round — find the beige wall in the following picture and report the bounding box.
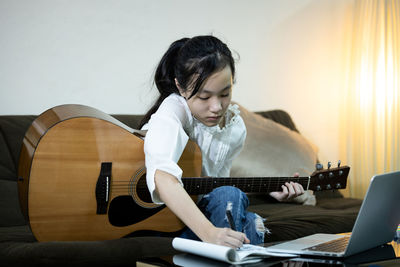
[0,0,354,168]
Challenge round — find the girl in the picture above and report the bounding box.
[140,35,304,248]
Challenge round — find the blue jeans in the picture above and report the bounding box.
[180,186,266,245]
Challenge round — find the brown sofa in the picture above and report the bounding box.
[0,107,362,266]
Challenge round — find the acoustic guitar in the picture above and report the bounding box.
[17,104,349,242]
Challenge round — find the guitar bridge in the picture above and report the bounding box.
[96,162,112,214]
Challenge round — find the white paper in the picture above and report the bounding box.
[172,237,297,265]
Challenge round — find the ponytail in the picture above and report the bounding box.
[139,38,189,128]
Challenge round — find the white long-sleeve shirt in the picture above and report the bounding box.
[142,94,247,204]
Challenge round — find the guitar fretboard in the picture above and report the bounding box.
[182,176,311,194]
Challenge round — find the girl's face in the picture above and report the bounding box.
[179,66,233,127]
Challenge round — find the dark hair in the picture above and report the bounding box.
[139,35,236,128]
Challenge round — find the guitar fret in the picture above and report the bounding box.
[306,176,311,190]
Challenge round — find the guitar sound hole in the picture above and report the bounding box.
[136,174,153,203]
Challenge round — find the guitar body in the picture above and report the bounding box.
[18,104,350,242]
[17,104,202,241]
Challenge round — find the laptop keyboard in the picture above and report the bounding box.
[303,235,350,253]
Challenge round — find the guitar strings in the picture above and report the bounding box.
[110,177,313,193]
[110,177,312,186]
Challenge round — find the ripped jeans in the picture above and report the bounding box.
[180,186,266,245]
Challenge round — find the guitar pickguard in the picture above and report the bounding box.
[108,195,166,227]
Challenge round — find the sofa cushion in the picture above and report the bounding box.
[112,115,142,129]
[0,225,35,242]
[0,116,37,181]
[231,104,318,181]
[0,131,15,181]
[249,201,361,242]
[0,180,26,227]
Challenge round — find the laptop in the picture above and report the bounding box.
[266,171,400,258]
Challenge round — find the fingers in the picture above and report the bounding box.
[282,182,297,199]
[286,182,296,198]
[220,228,249,248]
[269,182,305,202]
[291,182,304,195]
[285,182,305,199]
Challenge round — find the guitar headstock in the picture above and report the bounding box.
[309,161,350,191]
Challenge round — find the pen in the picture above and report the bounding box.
[226,202,236,231]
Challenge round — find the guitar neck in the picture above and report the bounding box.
[182,176,311,195]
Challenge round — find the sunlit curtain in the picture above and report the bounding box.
[340,0,400,199]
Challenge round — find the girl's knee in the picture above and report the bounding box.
[211,186,248,206]
[203,186,249,213]
[211,186,244,198]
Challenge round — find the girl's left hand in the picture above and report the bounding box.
[269,172,305,202]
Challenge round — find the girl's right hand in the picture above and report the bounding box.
[153,171,250,248]
[204,226,250,248]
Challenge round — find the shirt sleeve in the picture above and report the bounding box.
[143,98,189,204]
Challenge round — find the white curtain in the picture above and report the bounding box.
[340,0,400,199]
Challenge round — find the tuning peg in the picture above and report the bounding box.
[338,160,341,167]
[316,163,323,170]
[326,184,332,190]
[327,162,331,169]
